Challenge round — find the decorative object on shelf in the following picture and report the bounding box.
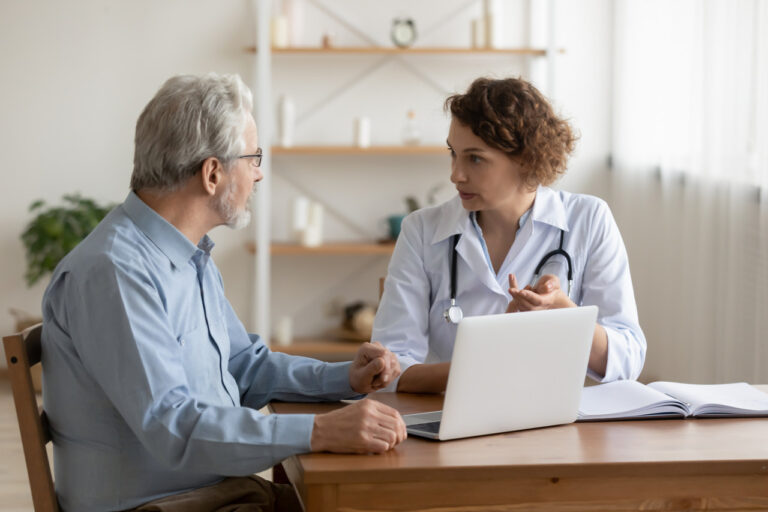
[292,196,310,242]
[271,15,289,48]
[386,213,405,240]
[302,202,324,247]
[278,95,295,147]
[391,18,417,48]
[471,18,485,49]
[402,110,422,146]
[483,0,495,48]
[274,315,294,345]
[321,32,335,49]
[284,0,305,47]
[354,116,371,148]
[385,196,419,240]
[341,301,376,340]
[21,194,114,286]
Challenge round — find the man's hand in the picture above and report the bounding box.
[349,342,401,394]
[506,273,575,313]
[311,399,407,453]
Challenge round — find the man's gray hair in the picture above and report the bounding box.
[131,73,254,191]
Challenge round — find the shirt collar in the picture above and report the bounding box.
[530,185,570,232]
[430,185,568,245]
[122,191,214,269]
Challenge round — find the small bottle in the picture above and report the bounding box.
[402,110,421,146]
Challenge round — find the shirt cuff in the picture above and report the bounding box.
[271,413,315,452]
[321,361,362,399]
[588,325,622,383]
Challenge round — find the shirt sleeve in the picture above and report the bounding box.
[579,200,647,382]
[371,213,432,391]
[60,255,316,477]
[213,266,358,409]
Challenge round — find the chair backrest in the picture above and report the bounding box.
[3,324,59,512]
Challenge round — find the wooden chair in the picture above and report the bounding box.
[3,324,59,512]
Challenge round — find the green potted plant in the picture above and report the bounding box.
[21,194,114,286]
[14,194,113,391]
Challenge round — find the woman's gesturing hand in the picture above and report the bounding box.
[505,273,575,313]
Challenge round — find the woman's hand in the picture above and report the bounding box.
[505,274,575,313]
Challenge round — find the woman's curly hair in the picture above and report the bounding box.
[445,77,577,188]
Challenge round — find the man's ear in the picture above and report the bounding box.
[200,157,224,196]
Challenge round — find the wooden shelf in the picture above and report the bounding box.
[247,46,557,56]
[272,145,447,155]
[246,241,396,255]
[270,338,363,362]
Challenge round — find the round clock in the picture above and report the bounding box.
[391,18,417,48]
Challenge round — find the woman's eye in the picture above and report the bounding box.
[469,154,482,163]
[448,148,456,158]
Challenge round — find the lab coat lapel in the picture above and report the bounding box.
[430,196,505,296]
[455,228,506,296]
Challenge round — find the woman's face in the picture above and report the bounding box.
[447,118,528,212]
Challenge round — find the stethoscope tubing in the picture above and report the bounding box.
[444,230,573,324]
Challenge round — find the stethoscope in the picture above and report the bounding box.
[443,230,574,324]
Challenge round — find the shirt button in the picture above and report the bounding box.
[179,339,185,346]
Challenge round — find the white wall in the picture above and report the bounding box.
[0,0,614,363]
[0,0,257,364]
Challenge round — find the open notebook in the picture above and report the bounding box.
[578,381,768,421]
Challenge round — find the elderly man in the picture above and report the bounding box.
[41,73,406,512]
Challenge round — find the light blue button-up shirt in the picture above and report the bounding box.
[41,192,357,512]
[373,186,647,390]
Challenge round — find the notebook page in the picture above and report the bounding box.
[648,382,768,416]
[578,380,689,420]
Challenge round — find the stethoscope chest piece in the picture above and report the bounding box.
[444,299,464,324]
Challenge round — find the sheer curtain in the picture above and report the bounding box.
[610,0,768,383]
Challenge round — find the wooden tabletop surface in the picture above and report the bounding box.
[269,387,768,485]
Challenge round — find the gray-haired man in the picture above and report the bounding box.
[41,73,406,512]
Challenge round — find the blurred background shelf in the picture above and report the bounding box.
[248,46,559,56]
[271,145,448,155]
[270,337,363,362]
[246,242,396,255]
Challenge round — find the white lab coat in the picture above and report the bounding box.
[373,186,647,391]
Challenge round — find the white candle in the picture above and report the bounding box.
[355,116,371,148]
[278,95,295,147]
[292,196,309,241]
[271,16,289,48]
[274,316,293,345]
[302,202,324,247]
[471,18,485,49]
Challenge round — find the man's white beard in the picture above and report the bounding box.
[216,180,252,230]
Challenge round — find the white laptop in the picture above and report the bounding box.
[404,306,598,441]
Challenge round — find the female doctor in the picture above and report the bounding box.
[372,77,646,393]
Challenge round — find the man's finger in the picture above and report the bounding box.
[357,342,387,364]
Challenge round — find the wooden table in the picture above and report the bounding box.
[269,388,768,512]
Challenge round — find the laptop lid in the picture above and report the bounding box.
[407,306,597,441]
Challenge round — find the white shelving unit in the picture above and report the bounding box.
[249,0,558,343]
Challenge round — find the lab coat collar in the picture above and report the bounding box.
[430,195,471,245]
[531,185,570,232]
[429,186,569,245]
[429,196,504,295]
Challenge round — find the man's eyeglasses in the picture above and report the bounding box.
[237,149,263,167]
